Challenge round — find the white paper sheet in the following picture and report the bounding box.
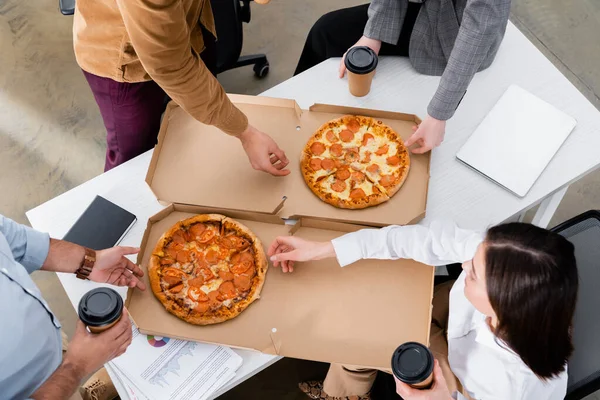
[110,326,242,400]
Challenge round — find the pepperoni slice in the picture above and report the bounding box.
[205,249,220,264]
[218,281,237,299]
[326,130,339,143]
[172,230,186,244]
[321,159,335,171]
[219,236,234,249]
[375,144,389,156]
[344,149,360,163]
[234,274,253,292]
[336,168,351,180]
[379,175,396,187]
[175,250,191,264]
[219,270,235,281]
[310,142,326,156]
[386,156,400,166]
[188,277,204,287]
[169,283,184,294]
[198,229,216,244]
[367,164,380,174]
[330,143,343,157]
[188,286,209,302]
[162,268,185,287]
[231,260,253,274]
[331,179,347,193]
[362,133,374,146]
[346,118,361,133]
[240,251,254,262]
[243,265,257,279]
[163,267,186,278]
[234,237,251,251]
[195,266,215,282]
[350,188,367,199]
[188,223,206,240]
[208,290,220,302]
[351,171,366,184]
[340,129,354,143]
[334,159,344,168]
[361,151,372,164]
[195,301,210,314]
[309,158,322,171]
[160,257,175,266]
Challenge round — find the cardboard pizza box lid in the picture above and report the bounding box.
[126,205,435,369]
[146,95,430,226]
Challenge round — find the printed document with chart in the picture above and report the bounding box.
[109,326,242,400]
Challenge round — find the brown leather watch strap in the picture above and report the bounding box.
[75,248,96,280]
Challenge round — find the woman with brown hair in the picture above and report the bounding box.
[268,221,578,400]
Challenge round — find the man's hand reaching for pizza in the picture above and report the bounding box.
[239,124,290,177]
[267,237,335,273]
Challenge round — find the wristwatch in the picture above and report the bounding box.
[75,248,96,280]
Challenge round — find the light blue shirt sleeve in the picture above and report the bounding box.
[0,215,50,273]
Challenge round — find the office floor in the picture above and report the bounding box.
[1,0,599,399]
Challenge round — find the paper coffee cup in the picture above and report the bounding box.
[78,287,124,334]
[391,342,434,390]
[345,46,378,97]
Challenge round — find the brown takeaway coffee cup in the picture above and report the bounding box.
[391,342,434,389]
[345,46,378,97]
[78,287,124,334]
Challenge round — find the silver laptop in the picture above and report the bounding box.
[456,85,577,197]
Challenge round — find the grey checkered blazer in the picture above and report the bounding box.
[365,0,512,120]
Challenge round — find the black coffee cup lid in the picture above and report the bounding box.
[78,287,123,327]
[391,342,434,384]
[344,46,378,74]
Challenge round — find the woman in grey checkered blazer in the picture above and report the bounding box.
[295,0,511,155]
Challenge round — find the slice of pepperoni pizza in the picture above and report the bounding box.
[301,115,410,209]
[149,214,268,325]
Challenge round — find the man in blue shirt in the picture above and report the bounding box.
[0,215,146,399]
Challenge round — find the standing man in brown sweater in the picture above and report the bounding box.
[73,0,289,175]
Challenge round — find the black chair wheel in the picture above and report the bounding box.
[253,62,269,79]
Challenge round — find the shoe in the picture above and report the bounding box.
[298,381,371,400]
[79,367,118,400]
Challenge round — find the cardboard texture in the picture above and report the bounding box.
[127,205,435,369]
[146,95,430,227]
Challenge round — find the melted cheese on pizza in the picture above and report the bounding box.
[201,278,223,294]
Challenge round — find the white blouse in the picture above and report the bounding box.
[331,221,567,400]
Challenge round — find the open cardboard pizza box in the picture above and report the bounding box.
[127,95,435,369]
[145,95,431,227]
[126,204,435,369]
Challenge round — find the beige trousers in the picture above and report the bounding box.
[323,281,461,397]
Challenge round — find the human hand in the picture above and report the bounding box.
[89,247,146,290]
[405,115,446,154]
[239,124,290,176]
[267,236,335,272]
[64,308,133,377]
[339,35,382,78]
[395,360,453,400]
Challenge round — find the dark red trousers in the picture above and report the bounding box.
[84,27,217,171]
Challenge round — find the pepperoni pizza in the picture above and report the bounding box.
[149,214,267,325]
[301,115,410,209]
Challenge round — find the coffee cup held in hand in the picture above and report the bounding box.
[391,342,434,390]
[344,46,378,97]
[78,287,124,334]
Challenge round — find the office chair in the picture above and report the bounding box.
[211,0,269,78]
[554,210,600,399]
[59,0,269,79]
